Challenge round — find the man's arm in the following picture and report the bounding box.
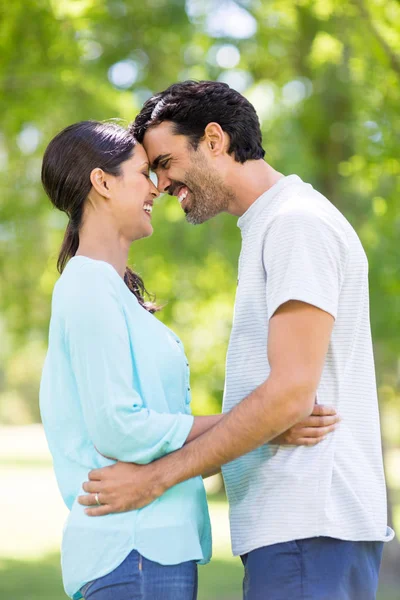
[154,301,334,481]
[80,300,334,514]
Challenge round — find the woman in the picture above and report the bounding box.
[40,121,335,600]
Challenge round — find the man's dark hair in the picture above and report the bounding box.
[131,80,265,164]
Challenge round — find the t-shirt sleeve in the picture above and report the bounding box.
[262,210,349,320]
[64,263,193,464]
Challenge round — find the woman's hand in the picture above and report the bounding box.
[270,404,340,446]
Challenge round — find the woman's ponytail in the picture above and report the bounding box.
[57,221,80,274]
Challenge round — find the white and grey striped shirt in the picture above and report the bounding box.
[222,175,394,556]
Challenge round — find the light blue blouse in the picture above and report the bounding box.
[40,256,212,599]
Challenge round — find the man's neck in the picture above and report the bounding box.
[227,160,284,217]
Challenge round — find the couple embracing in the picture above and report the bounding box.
[40,80,393,600]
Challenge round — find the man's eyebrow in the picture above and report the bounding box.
[151,154,171,170]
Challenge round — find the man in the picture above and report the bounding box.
[79,81,393,599]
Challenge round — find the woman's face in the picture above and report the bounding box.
[107,143,159,242]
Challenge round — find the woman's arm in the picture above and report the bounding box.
[65,262,194,465]
[185,415,224,443]
[97,415,224,461]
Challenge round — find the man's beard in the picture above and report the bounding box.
[179,155,236,225]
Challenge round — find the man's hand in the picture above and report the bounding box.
[78,462,163,516]
[270,404,340,446]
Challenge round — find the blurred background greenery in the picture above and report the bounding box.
[0,0,399,598]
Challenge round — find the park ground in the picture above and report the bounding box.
[0,426,397,600]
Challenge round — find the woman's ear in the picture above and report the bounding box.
[90,168,111,198]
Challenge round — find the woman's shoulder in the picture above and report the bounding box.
[63,256,121,285]
[68,255,120,277]
[53,256,123,312]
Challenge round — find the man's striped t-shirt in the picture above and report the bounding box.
[222,175,394,556]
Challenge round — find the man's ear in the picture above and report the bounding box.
[204,122,229,156]
[90,167,111,198]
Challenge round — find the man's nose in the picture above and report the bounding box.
[157,173,171,194]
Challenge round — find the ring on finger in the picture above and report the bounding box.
[94,492,101,506]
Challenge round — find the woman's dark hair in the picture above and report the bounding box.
[131,80,265,163]
[41,120,158,312]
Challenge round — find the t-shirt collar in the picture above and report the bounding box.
[237,174,301,235]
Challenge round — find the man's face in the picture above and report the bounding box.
[143,121,235,224]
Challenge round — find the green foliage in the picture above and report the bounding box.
[0,0,399,430]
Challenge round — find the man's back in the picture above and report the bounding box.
[222,174,394,556]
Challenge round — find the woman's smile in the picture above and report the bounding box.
[143,201,153,219]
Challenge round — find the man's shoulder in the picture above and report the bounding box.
[259,192,352,265]
[267,181,350,236]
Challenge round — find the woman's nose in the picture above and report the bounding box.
[151,181,161,198]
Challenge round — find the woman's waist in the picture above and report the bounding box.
[65,475,209,533]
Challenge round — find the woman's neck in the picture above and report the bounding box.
[76,224,130,279]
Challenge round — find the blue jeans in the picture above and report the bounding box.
[80,550,198,600]
[241,537,384,600]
